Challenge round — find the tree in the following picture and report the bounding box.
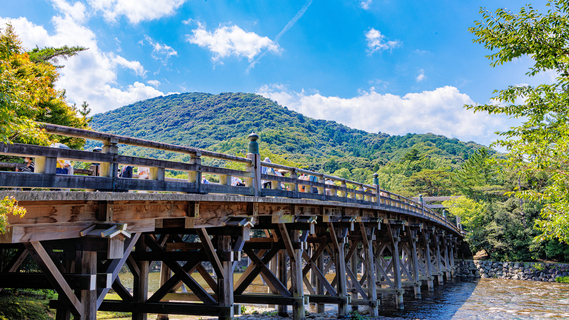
[468,0,569,243]
[0,24,90,233]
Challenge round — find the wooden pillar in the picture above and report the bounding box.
[157,262,170,320]
[444,238,451,281]
[390,227,403,309]
[408,229,421,298]
[434,234,444,286]
[133,235,149,320]
[79,251,98,320]
[269,255,277,308]
[316,243,325,313]
[218,235,234,320]
[278,249,288,317]
[423,230,434,291]
[449,238,456,277]
[291,230,305,320]
[335,227,348,317]
[361,224,378,317]
[350,248,358,312]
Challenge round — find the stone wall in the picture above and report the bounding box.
[456,260,569,282]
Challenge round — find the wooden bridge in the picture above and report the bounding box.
[0,124,464,320]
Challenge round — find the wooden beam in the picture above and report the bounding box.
[278,223,296,263]
[244,248,291,297]
[24,241,83,318]
[196,228,224,279]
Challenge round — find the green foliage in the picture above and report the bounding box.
[27,45,87,67]
[0,293,53,320]
[555,276,569,283]
[468,1,569,243]
[443,196,485,231]
[0,196,26,234]
[0,24,90,147]
[533,263,545,272]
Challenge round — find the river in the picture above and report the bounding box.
[367,278,569,319]
[117,273,569,319]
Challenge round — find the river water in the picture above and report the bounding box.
[366,278,569,319]
[117,273,569,319]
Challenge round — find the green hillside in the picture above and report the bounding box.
[89,92,485,173]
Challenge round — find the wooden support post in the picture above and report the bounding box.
[434,233,444,286]
[449,238,456,277]
[423,230,434,291]
[360,223,378,317]
[269,254,277,308]
[218,235,234,320]
[316,243,325,313]
[444,238,451,281]
[388,226,403,309]
[350,246,358,312]
[133,235,149,320]
[291,230,305,320]
[278,249,288,317]
[157,262,170,320]
[80,251,98,320]
[329,223,348,317]
[408,228,421,298]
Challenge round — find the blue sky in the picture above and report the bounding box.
[2,0,551,146]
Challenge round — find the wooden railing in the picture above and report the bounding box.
[0,124,462,234]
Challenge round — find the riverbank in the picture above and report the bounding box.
[457,260,569,282]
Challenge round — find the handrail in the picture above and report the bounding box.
[40,123,252,164]
[1,124,462,235]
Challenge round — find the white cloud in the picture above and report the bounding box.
[0,2,163,114]
[87,0,186,24]
[52,0,87,23]
[187,22,280,63]
[142,35,177,65]
[360,0,373,10]
[257,84,511,145]
[147,80,160,87]
[365,28,400,54]
[416,69,425,82]
[110,53,146,76]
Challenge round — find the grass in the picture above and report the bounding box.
[0,292,54,320]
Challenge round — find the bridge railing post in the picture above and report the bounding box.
[188,153,202,192]
[246,133,261,197]
[373,173,381,207]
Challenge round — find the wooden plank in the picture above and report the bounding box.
[24,241,83,318]
[196,228,224,279]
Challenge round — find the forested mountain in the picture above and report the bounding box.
[90,92,484,170]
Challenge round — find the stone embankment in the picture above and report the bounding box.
[457,260,569,282]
